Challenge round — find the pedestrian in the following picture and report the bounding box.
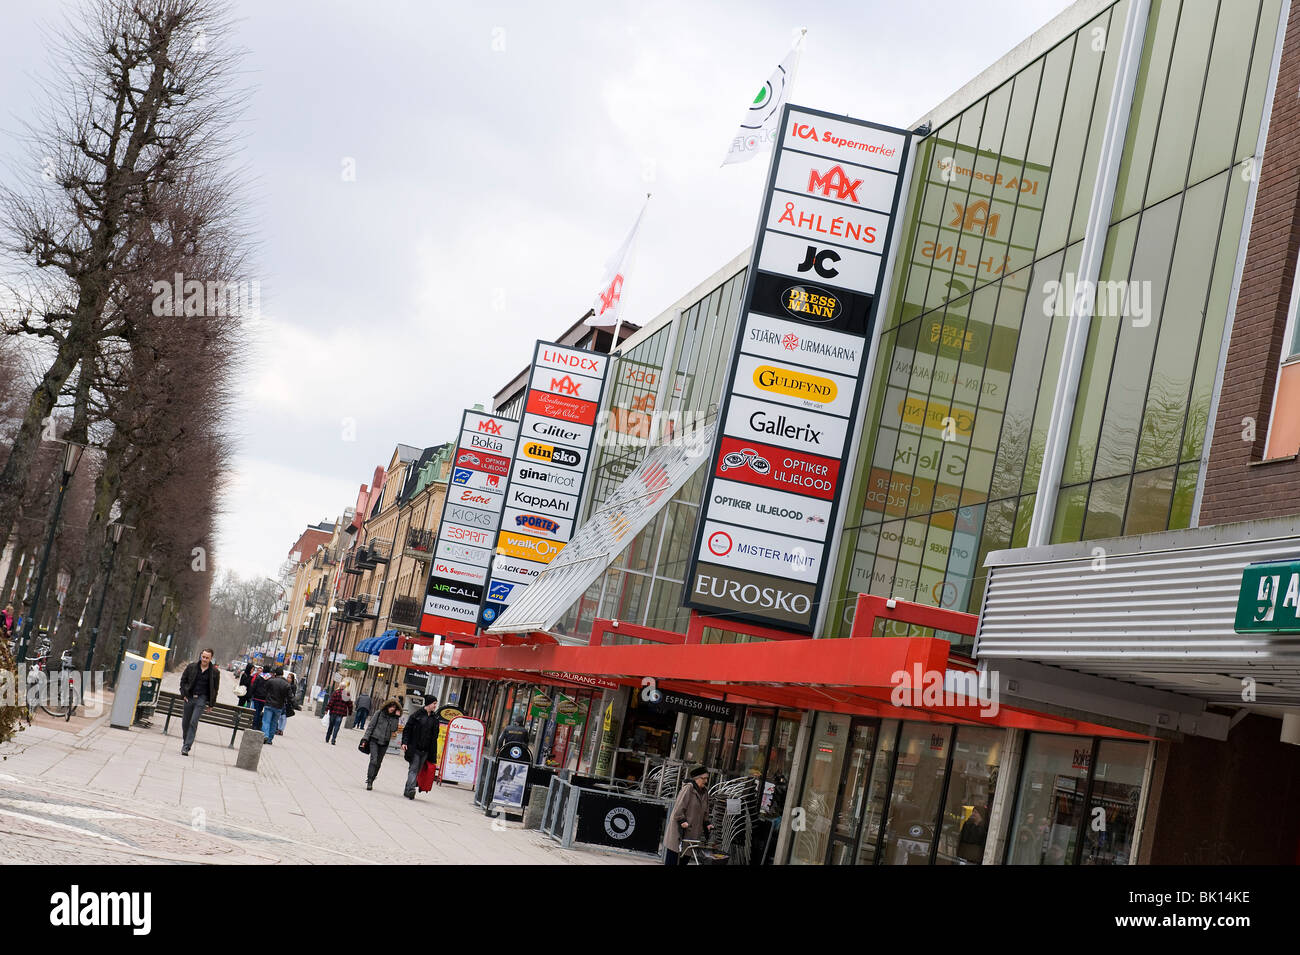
[352,688,372,728]
[362,699,401,791]
[250,665,269,723]
[1,603,14,643]
[259,666,292,745]
[178,648,220,756]
[238,662,258,708]
[277,672,298,735]
[325,682,352,745]
[400,695,439,799]
[495,716,530,757]
[663,766,711,865]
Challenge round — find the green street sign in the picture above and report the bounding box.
[1235,560,1300,633]
[339,660,369,671]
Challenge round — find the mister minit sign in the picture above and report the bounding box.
[685,105,909,633]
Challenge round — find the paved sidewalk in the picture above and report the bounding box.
[0,671,649,865]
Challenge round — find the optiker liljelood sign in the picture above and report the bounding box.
[685,104,910,633]
[479,341,609,628]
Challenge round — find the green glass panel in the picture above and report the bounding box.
[1051,483,1089,544]
[1114,0,1181,222]
[1236,0,1283,165]
[1093,195,1181,479]
[1083,475,1129,541]
[1037,21,1108,258]
[1168,462,1199,529]
[1028,40,1073,169]
[1189,1,1259,184]
[1023,242,1083,494]
[1069,2,1126,245]
[1136,171,1229,471]
[1124,466,1176,534]
[1011,494,1036,548]
[1146,0,1218,207]
[1062,216,1140,484]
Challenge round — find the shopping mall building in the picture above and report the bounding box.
[384,0,1300,864]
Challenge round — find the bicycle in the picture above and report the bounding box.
[24,646,79,721]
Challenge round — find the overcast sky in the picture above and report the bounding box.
[0,0,1071,581]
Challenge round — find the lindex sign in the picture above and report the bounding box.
[685,104,909,633]
[421,409,519,635]
[1235,560,1300,633]
[480,341,609,628]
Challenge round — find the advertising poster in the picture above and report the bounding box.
[439,717,485,786]
[492,759,529,810]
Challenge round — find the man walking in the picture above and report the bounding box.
[178,648,220,756]
[400,695,439,799]
[250,665,270,724]
[351,688,371,729]
[259,667,292,745]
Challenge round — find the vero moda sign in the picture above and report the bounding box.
[479,341,610,628]
[421,410,519,635]
[685,104,909,633]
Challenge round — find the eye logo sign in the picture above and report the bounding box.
[782,284,842,323]
[707,530,733,556]
[752,365,836,402]
[720,447,770,476]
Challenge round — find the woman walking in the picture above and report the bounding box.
[362,699,401,790]
[325,682,353,744]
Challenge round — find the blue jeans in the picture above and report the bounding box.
[261,706,282,742]
[253,700,265,725]
[352,707,369,728]
[326,713,343,743]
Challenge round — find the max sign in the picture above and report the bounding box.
[421,410,519,634]
[686,104,909,633]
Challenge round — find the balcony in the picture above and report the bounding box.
[311,547,336,570]
[342,551,364,575]
[404,527,435,561]
[306,588,329,608]
[389,594,422,632]
[297,625,321,647]
[355,538,392,569]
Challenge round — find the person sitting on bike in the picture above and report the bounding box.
[663,766,711,866]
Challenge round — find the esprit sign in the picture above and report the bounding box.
[481,340,608,628]
[1235,560,1300,634]
[422,410,518,635]
[686,104,908,633]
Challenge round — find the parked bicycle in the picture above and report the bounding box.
[24,643,79,721]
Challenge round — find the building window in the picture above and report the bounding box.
[1264,248,1300,458]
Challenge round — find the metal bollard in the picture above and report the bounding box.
[235,727,264,771]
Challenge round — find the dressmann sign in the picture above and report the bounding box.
[686,104,910,632]
[480,341,609,628]
[421,410,519,634]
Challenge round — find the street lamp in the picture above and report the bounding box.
[17,440,84,664]
[85,522,128,671]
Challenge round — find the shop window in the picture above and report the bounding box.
[789,713,852,865]
[935,726,1004,865]
[879,725,952,865]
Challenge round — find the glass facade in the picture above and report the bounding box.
[828,0,1282,646]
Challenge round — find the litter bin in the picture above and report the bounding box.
[135,677,161,726]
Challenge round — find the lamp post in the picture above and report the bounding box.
[17,440,84,664]
[111,558,149,683]
[85,522,127,671]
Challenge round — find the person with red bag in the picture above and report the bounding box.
[400,695,439,799]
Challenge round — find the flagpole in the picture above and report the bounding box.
[608,192,650,355]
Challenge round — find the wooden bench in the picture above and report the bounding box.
[157,691,260,747]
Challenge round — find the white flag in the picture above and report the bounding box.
[723,37,803,166]
[587,200,648,328]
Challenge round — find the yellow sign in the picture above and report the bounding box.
[753,364,837,402]
[497,531,562,563]
[899,397,974,436]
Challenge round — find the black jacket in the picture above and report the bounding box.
[261,676,292,710]
[249,672,269,701]
[180,662,219,701]
[401,708,439,759]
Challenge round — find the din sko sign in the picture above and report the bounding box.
[1235,560,1300,634]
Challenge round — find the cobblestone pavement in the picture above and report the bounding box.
[0,673,650,865]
